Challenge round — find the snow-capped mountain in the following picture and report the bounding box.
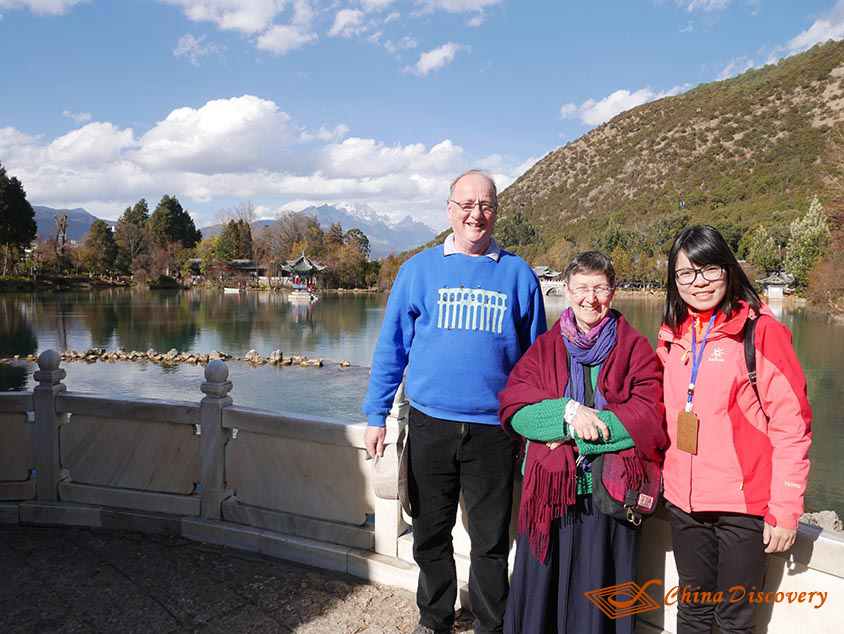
[296,203,436,258]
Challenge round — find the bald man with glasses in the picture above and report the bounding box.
[364,170,547,634]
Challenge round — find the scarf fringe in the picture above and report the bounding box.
[518,447,577,565]
[621,450,646,490]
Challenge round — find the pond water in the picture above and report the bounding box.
[1,288,841,517]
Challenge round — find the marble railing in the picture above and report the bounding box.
[1,350,842,634]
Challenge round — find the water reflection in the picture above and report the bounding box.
[0,297,38,390]
[0,289,841,517]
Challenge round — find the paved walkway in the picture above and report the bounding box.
[0,526,477,634]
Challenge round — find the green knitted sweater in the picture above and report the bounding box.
[509,365,634,494]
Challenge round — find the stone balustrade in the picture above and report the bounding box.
[1,350,843,634]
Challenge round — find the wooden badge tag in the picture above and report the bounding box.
[676,410,699,455]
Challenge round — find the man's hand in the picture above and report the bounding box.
[570,405,610,442]
[364,426,386,458]
[763,522,796,553]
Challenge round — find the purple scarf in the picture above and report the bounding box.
[560,307,617,410]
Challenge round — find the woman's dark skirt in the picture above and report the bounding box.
[504,496,641,634]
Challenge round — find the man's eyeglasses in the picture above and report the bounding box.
[448,199,497,215]
[674,265,724,286]
[567,285,614,298]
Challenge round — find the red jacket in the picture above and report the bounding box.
[657,302,812,529]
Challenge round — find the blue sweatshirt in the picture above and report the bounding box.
[363,241,546,426]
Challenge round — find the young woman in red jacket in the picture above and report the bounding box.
[658,226,812,634]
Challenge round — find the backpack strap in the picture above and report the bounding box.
[743,314,763,412]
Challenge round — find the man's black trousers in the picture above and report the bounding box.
[407,407,518,634]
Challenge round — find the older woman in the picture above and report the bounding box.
[499,251,666,634]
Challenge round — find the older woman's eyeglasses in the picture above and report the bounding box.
[567,285,614,298]
[448,199,497,215]
[674,265,724,286]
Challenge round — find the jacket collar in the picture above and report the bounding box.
[658,300,756,346]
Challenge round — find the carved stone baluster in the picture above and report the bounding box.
[374,379,410,556]
[33,350,67,502]
[199,360,233,519]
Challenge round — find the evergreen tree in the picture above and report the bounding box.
[83,220,118,275]
[235,219,253,259]
[115,198,151,273]
[786,196,831,289]
[496,211,537,251]
[216,220,237,263]
[746,225,782,273]
[344,228,370,257]
[149,195,201,248]
[119,198,149,226]
[328,222,345,245]
[0,162,37,275]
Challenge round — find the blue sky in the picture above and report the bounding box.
[2,0,844,231]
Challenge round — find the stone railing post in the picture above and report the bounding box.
[374,379,410,557]
[33,349,67,502]
[199,360,233,519]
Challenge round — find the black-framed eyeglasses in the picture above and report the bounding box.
[447,199,497,215]
[674,265,724,286]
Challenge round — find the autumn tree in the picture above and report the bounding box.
[0,162,37,275]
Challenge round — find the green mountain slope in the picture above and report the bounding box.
[484,40,844,268]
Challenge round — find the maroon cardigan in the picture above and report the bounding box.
[498,313,667,562]
[498,313,667,462]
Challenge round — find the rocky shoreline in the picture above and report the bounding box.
[4,348,354,368]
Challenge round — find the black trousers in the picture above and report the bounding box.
[408,407,518,634]
[666,501,767,634]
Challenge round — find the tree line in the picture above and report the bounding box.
[0,162,382,290]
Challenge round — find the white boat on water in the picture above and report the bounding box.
[288,289,318,303]
[223,287,243,294]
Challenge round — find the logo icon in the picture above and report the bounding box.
[708,347,725,362]
[584,580,663,619]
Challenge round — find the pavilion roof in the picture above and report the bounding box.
[282,253,326,273]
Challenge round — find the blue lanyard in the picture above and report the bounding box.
[686,310,718,412]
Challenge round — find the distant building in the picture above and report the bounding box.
[757,271,794,299]
[532,265,562,280]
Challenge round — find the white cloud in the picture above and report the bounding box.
[162,0,289,35]
[415,0,501,12]
[786,0,844,54]
[0,127,40,148]
[405,42,469,76]
[383,10,399,23]
[560,84,691,126]
[361,0,396,11]
[678,21,694,33]
[173,33,222,65]
[717,55,755,80]
[299,123,350,142]
[680,0,730,11]
[384,35,417,54]
[133,95,292,172]
[0,0,86,15]
[62,109,92,123]
[255,23,317,54]
[466,12,484,27]
[47,122,135,166]
[0,95,530,230]
[328,8,365,38]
